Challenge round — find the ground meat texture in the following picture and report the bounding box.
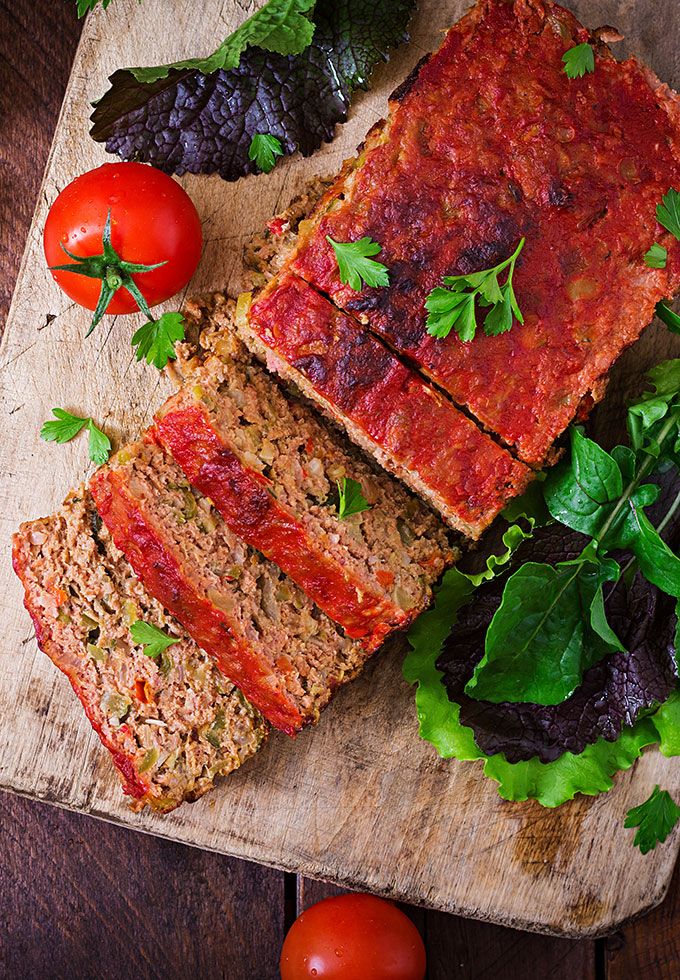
[242,273,532,538]
[283,0,680,466]
[153,340,455,648]
[12,490,268,813]
[89,441,370,734]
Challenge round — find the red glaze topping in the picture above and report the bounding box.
[152,403,407,646]
[89,466,303,734]
[249,273,531,538]
[288,0,680,465]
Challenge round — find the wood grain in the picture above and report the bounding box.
[2,0,680,944]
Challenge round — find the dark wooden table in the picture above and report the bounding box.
[1,3,679,977]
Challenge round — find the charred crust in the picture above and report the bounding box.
[389,54,431,103]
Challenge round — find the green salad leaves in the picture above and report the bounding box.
[466,360,680,705]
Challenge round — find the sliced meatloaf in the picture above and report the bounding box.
[281,0,680,466]
[89,440,372,735]
[12,490,267,812]
[238,273,532,538]
[153,332,454,649]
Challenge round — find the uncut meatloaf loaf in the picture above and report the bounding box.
[153,329,454,650]
[280,0,680,467]
[12,490,267,812]
[90,440,377,735]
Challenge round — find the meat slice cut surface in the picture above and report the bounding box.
[12,490,267,812]
[284,0,680,465]
[242,273,531,538]
[90,440,375,734]
[153,339,454,649]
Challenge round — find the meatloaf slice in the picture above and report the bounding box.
[12,490,267,812]
[283,0,680,466]
[89,440,370,734]
[239,273,532,538]
[153,337,454,649]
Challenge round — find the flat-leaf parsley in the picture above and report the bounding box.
[131,311,186,370]
[326,236,390,291]
[249,134,283,174]
[130,620,180,659]
[425,238,525,342]
[624,785,680,854]
[40,410,111,465]
[562,43,594,78]
[337,478,371,519]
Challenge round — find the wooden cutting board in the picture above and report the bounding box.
[2,0,680,939]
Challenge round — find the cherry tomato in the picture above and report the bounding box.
[279,893,426,980]
[43,162,202,315]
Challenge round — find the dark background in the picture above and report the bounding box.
[1,2,679,977]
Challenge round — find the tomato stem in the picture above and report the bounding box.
[49,209,167,335]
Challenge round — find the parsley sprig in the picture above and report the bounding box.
[645,243,668,269]
[337,478,371,520]
[625,785,680,854]
[130,620,180,659]
[425,238,525,342]
[249,134,283,174]
[326,236,390,291]
[132,312,186,369]
[657,189,680,240]
[40,410,111,465]
[562,43,594,78]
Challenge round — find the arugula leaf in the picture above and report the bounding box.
[645,243,668,269]
[656,189,680,241]
[562,43,594,79]
[131,312,186,369]
[625,785,680,854]
[40,410,111,465]
[249,134,283,174]
[656,301,680,334]
[336,477,371,519]
[327,236,390,291]
[130,0,316,84]
[90,0,416,182]
[425,238,524,342]
[130,620,180,659]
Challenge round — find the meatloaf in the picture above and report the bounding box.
[280,0,680,466]
[12,490,267,812]
[89,440,375,734]
[240,274,531,538]
[153,329,454,649]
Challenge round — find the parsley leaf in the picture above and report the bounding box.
[131,312,186,369]
[40,409,111,465]
[130,620,180,659]
[425,238,524,342]
[249,134,284,174]
[90,0,416,183]
[337,477,371,519]
[562,43,595,78]
[657,189,680,241]
[625,785,680,854]
[645,243,668,269]
[327,236,390,291]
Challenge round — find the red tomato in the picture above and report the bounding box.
[43,162,202,314]
[279,894,426,980]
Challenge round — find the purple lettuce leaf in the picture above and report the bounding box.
[89,0,416,181]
